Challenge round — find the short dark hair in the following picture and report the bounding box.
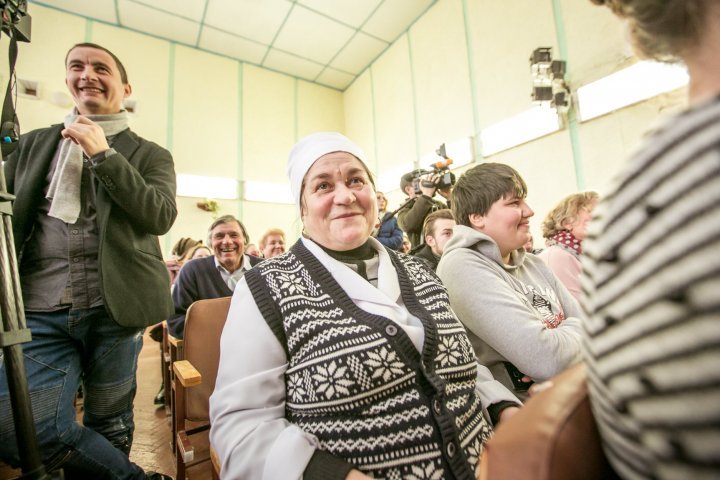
[451,163,527,228]
[65,43,129,84]
[207,215,249,245]
[423,209,454,239]
[400,172,415,193]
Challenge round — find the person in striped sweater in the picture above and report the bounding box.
[584,1,720,478]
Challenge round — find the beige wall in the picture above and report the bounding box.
[3,0,687,252]
[343,0,687,243]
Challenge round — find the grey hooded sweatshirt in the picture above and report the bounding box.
[437,225,583,400]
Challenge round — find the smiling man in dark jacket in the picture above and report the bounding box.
[0,43,176,480]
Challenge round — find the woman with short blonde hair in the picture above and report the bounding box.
[538,191,598,299]
[258,228,286,259]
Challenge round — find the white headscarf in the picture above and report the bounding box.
[287,132,369,208]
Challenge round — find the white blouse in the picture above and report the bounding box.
[209,237,516,480]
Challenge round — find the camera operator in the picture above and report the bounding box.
[397,170,451,248]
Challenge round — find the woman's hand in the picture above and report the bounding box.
[346,469,373,479]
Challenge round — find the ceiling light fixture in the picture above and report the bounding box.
[530,47,570,113]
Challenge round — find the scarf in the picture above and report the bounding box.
[46,110,129,223]
[317,239,377,283]
[547,229,583,255]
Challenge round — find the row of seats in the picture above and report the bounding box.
[161,297,230,479]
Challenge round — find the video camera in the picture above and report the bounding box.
[406,143,457,194]
[1,0,31,41]
[1,0,30,156]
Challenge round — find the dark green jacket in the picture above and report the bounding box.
[5,124,177,328]
[397,195,447,248]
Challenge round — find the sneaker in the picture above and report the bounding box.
[148,323,163,342]
[153,386,165,405]
[146,472,173,480]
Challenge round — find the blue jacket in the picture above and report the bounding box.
[375,212,403,250]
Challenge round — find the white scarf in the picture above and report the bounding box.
[46,110,129,223]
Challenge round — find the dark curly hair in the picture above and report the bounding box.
[589,0,708,61]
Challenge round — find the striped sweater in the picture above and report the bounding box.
[581,95,720,479]
[246,241,492,479]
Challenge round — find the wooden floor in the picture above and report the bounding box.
[0,330,213,480]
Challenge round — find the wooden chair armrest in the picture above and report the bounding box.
[173,360,202,388]
[168,335,184,348]
[210,446,222,478]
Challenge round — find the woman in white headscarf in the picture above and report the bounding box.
[209,132,519,480]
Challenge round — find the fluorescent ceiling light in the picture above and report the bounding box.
[243,181,294,205]
[177,174,238,199]
[480,106,560,156]
[577,60,689,121]
[445,137,474,166]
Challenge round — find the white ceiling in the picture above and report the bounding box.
[30,0,437,91]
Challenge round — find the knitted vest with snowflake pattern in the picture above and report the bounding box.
[245,241,492,479]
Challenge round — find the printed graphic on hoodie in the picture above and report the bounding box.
[522,284,566,329]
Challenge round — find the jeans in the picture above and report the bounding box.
[0,306,148,479]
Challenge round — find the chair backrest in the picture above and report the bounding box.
[183,296,232,421]
[478,363,617,480]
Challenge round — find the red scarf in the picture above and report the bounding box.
[548,230,582,255]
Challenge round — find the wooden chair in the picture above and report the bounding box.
[172,296,231,480]
[160,321,180,415]
[162,320,184,453]
[477,363,618,480]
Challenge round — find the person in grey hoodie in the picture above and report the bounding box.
[437,163,583,400]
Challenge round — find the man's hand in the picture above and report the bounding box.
[165,259,181,274]
[62,116,110,158]
[419,173,439,198]
[437,185,452,201]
